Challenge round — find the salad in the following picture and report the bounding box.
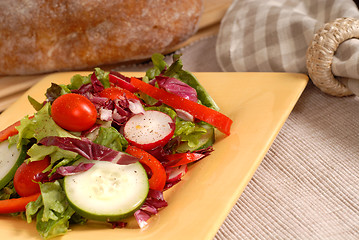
[0,54,232,239]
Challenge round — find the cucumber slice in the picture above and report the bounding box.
[176,125,215,153]
[0,140,26,190]
[64,160,149,222]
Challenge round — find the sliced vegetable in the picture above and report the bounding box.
[130,77,232,135]
[0,140,27,190]
[0,193,40,214]
[126,145,167,191]
[123,110,175,151]
[51,93,97,132]
[14,156,51,197]
[63,160,149,221]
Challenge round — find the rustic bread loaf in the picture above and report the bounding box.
[0,0,203,75]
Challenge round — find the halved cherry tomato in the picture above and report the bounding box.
[14,156,51,197]
[51,93,97,132]
[99,87,139,101]
[125,145,166,191]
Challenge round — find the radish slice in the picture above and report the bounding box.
[123,110,175,150]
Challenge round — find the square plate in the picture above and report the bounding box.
[0,72,308,239]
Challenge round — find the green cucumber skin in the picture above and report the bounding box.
[176,126,215,153]
[0,141,26,190]
[64,161,149,222]
[66,197,144,222]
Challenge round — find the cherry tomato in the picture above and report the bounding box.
[51,93,97,132]
[99,87,139,101]
[14,157,51,197]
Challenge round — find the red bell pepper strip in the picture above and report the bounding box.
[0,116,34,143]
[109,72,137,92]
[0,193,40,214]
[165,152,205,167]
[0,120,22,143]
[130,77,232,136]
[125,145,167,191]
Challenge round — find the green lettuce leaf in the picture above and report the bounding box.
[67,73,91,90]
[26,181,78,239]
[9,102,80,173]
[94,67,110,89]
[12,103,78,150]
[145,53,168,79]
[145,105,177,119]
[27,144,79,173]
[94,126,128,152]
[28,96,45,111]
[67,68,110,90]
[0,181,17,200]
[174,119,207,148]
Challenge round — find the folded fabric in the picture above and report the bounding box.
[216,0,359,95]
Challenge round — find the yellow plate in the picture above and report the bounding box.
[0,72,308,240]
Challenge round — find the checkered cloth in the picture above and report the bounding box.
[216,0,359,94]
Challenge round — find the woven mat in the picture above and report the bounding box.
[216,81,359,239]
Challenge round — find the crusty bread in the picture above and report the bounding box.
[0,0,203,75]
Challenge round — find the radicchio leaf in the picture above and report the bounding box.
[99,108,113,121]
[128,99,145,115]
[34,171,63,183]
[155,76,198,102]
[72,83,93,95]
[91,72,105,93]
[134,189,168,228]
[56,162,95,176]
[134,210,151,229]
[109,221,127,229]
[38,136,138,165]
[45,83,63,103]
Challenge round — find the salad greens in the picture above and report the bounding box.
[0,54,231,239]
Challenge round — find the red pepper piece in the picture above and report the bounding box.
[125,145,167,191]
[0,193,40,214]
[0,120,22,143]
[130,77,232,136]
[165,152,205,167]
[0,116,34,143]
